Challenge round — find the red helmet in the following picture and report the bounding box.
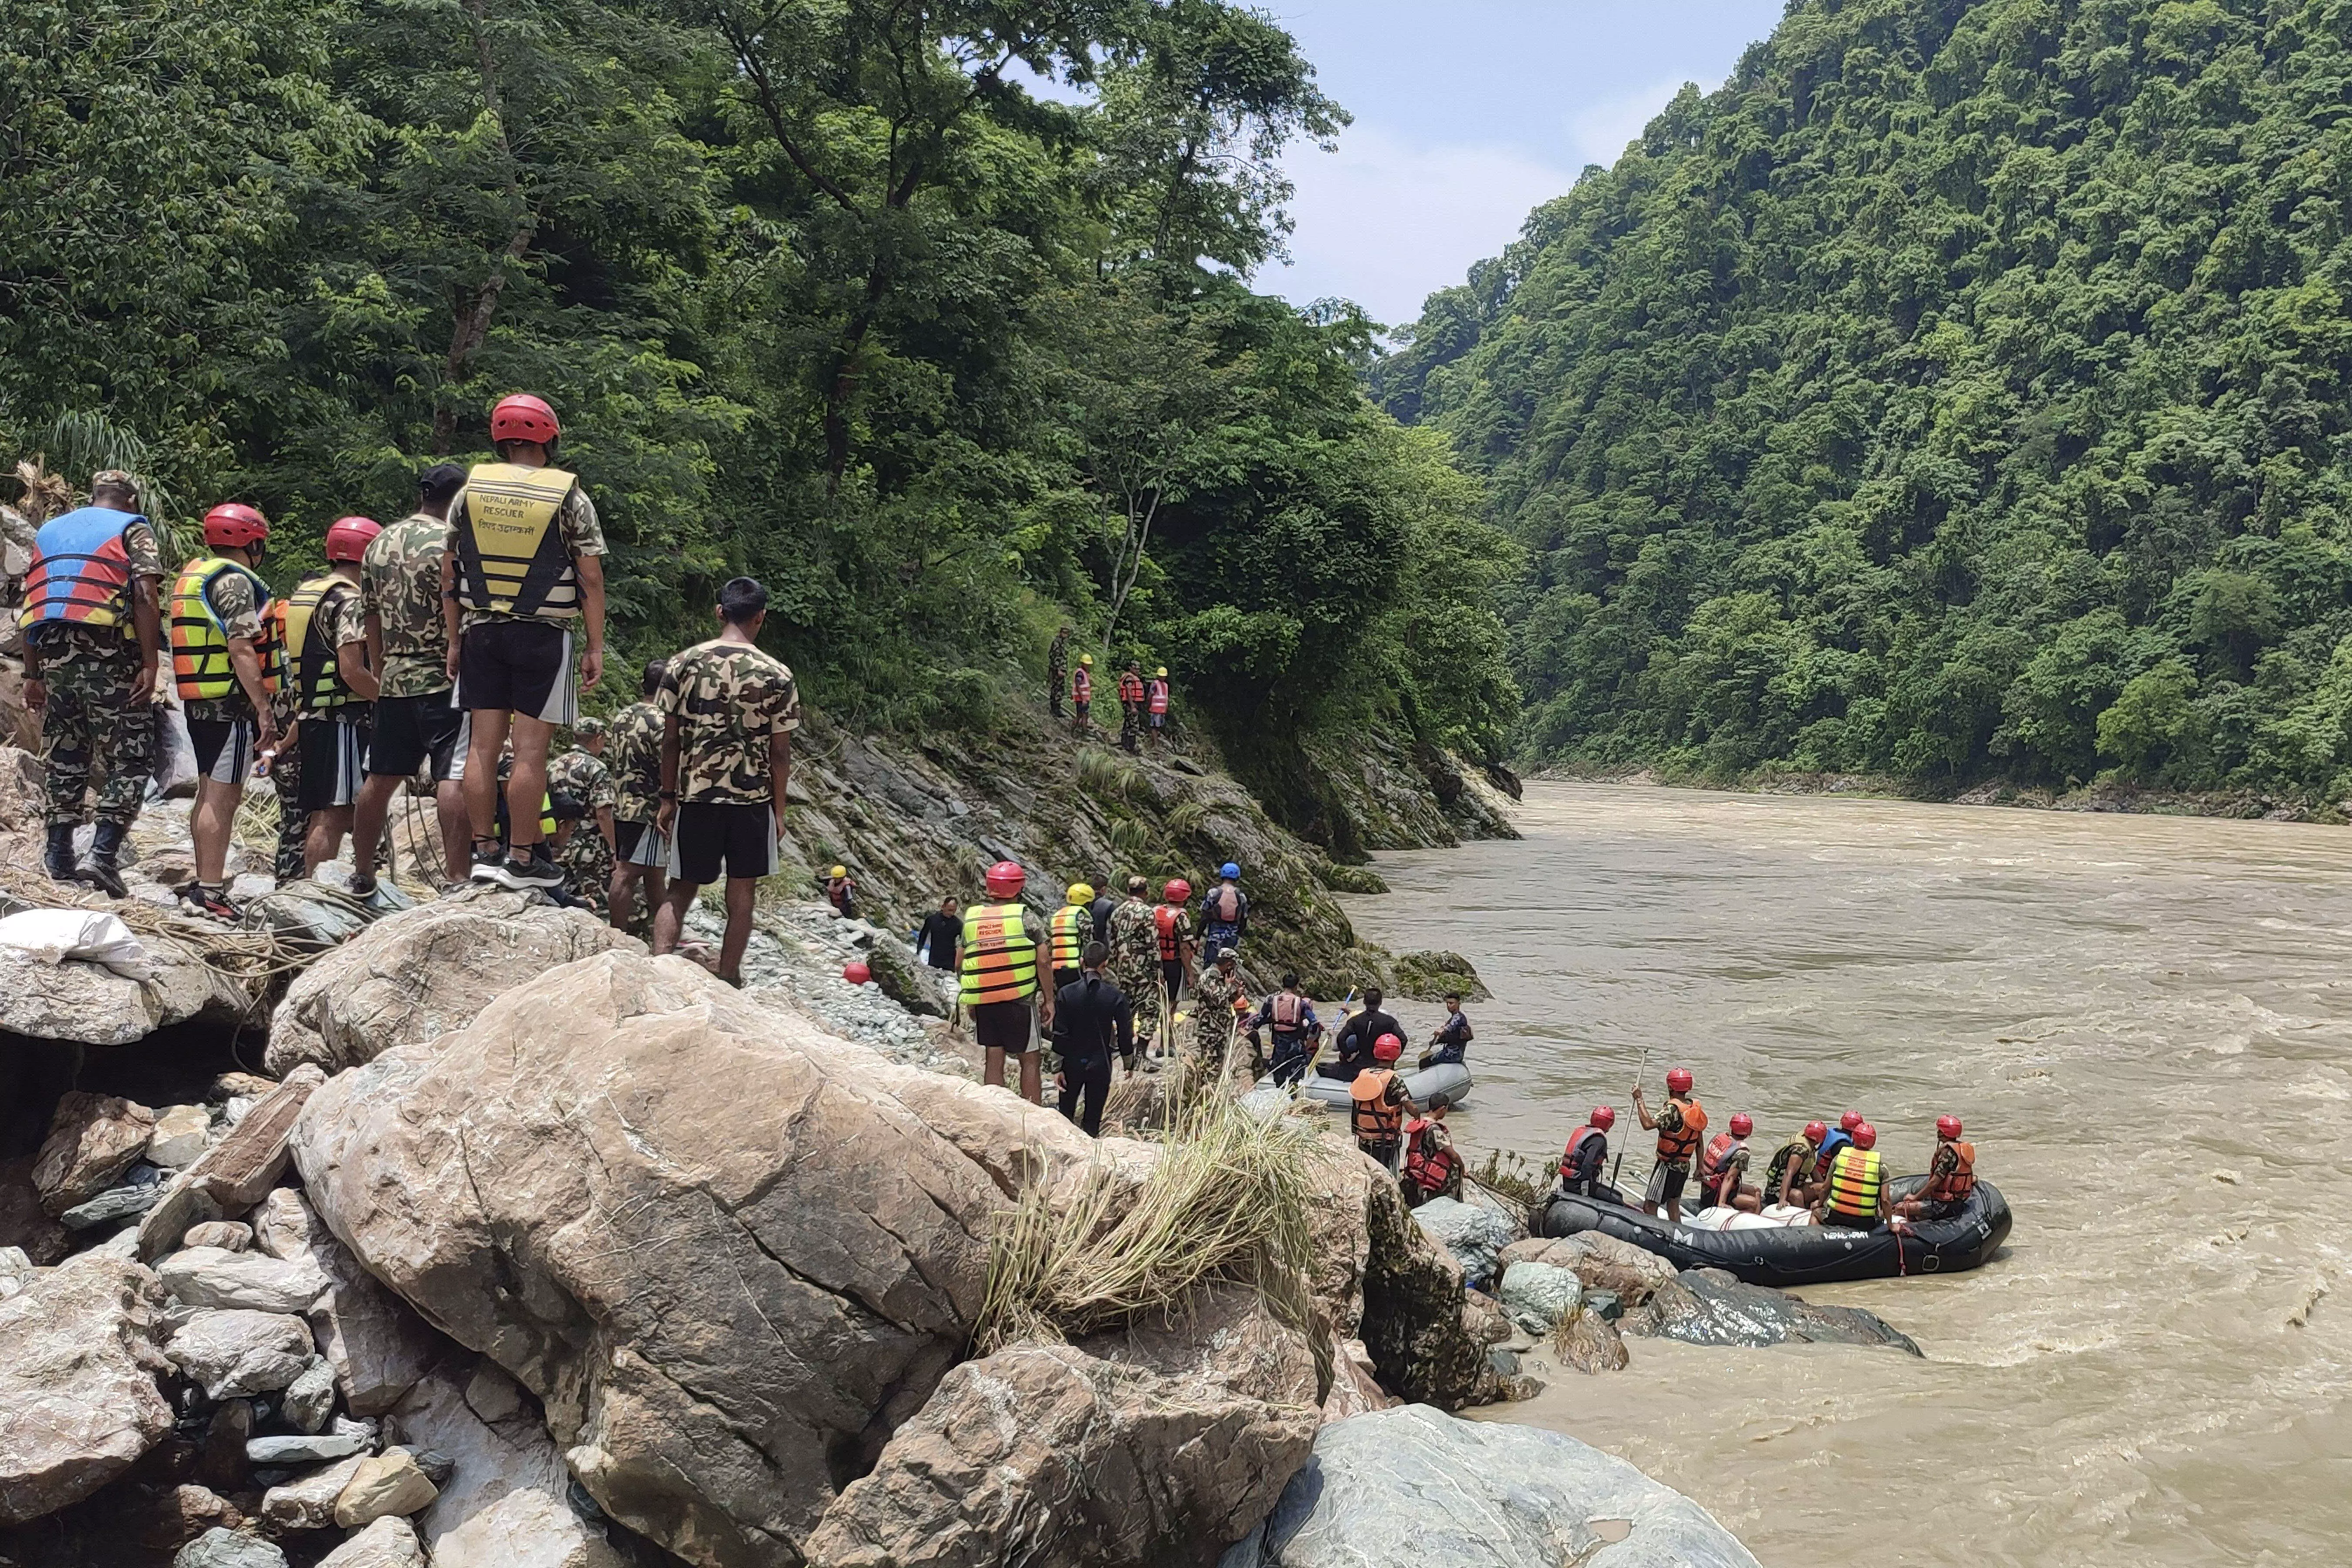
[1839,1110,1863,1132]
[1854,1122,1878,1150]
[1589,1105,1616,1132]
[1803,1120,1828,1145]
[1164,879,1191,903]
[202,503,270,549]
[490,393,561,449]
[1729,1113,1753,1139]
[1665,1068,1693,1095]
[1372,1033,1403,1063]
[1936,1115,1963,1140]
[983,861,1026,899]
[325,516,382,563]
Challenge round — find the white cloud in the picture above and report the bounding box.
[1269,125,1576,330]
[1565,76,1695,169]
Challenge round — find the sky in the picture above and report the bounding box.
[1262,1,1786,330]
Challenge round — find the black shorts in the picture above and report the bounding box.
[667,801,776,884]
[971,998,1034,1053]
[1644,1160,1689,1210]
[187,716,253,785]
[1160,959,1185,1003]
[367,692,469,781]
[458,619,575,724]
[296,715,369,811]
[614,819,666,868]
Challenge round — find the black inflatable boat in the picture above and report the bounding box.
[1538,1175,2011,1288]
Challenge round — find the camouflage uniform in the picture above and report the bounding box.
[267,689,308,882]
[1107,895,1165,1049]
[606,700,663,828]
[30,517,164,828]
[548,739,615,912]
[1190,960,1248,1065]
[656,639,801,805]
[358,511,457,700]
[1046,629,1069,718]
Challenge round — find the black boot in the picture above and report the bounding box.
[43,823,77,882]
[75,820,129,899]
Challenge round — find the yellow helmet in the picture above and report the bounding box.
[1155,667,1167,677]
[1079,653,1094,666]
[829,865,847,879]
[1067,882,1095,904]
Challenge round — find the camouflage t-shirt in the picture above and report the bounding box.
[29,518,165,676]
[448,481,606,630]
[655,639,800,805]
[606,700,663,823]
[181,561,266,725]
[547,747,613,820]
[294,575,368,718]
[360,512,455,700]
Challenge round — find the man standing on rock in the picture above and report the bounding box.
[351,462,471,896]
[288,516,382,874]
[548,716,615,913]
[652,577,798,986]
[1116,663,1145,753]
[961,860,1045,1103]
[919,894,963,976]
[443,392,606,890]
[1200,862,1248,956]
[20,469,165,895]
[1051,940,1132,1136]
[604,658,667,931]
[1047,625,1070,718]
[1107,874,1165,1057]
[169,502,278,920]
[1190,946,1249,1066]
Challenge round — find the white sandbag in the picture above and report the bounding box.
[0,908,155,977]
[152,703,200,798]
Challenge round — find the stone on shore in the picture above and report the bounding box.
[318,1515,427,1568]
[175,1526,289,1568]
[294,951,1060,1567]
[265,885,640,1077]
[148,1104,214,1169]
[184,1221,253,1252]
[258,1453,369,1532]
[384,1360,623,1568]
[1500,1232,1680,1308]
[1219,1404,1762,1568]
[164,1310,314,1399]
[333,1447,438,1527]
[1498,1260,1584,1335]
[32,1092,155,1215]
[284,1356,339,1432]
[0,1251,173,1524]
[263,1191,439,1418]
[1624,1268,1922,1354]
[1304,1144,1491,1412]
[59,1164,168,1229]
[248,1431,369,1466]
[158,1246,327,1314]
[1410,1196,1518,1290]
[139,1066,328,1261]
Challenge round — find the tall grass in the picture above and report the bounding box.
[974,1079,1319,1354]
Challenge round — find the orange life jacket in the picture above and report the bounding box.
[1926,1140,1977,1203]
[1404,1118,1459,1193]
[1560,1124,1606,1182]
[1352,1069,1402,1148]
[20,506,139,632]
[1073,668,1092,703]
[1152,903,1183,961]
[1148,678,1169,715]
[1700,1132,1744,1200]
[1119,672,1145,704]
[1655,1097,1707,1162]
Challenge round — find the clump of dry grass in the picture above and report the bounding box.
[1470,1147,1555,1222]
[975,1080,1319,1354]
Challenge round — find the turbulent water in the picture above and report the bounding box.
[1342,782,2352,1568]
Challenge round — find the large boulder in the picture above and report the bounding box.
[1301,1143,1490,1413]
[0,1250,173,1524]
[266,885,640,1076]
[255,1190,442,1417]
[1219,1404,1762,1568]
[32,1092,156,1215]
[384,1359,623,1568]
[157,1246,327,1313]
[1624,1268,1922,1353]
[164,1310,315,1399]
[294,950,1095,1568]
[1500,1232,1679,1308]
[1409,1196,1519,1290]
[806,1290,1318,1568]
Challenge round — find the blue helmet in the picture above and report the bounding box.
[1220,862,1241,881]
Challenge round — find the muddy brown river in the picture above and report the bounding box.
[1342,782,2352,1567]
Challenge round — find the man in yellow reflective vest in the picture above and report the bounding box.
[1049,882,1095,994]
[1817,1121,1889,1230]
[962,860,1047,1104]
[169,504,280,920]
[442,393,607,891]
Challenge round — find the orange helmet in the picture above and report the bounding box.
[325,516,382,563]
[490,393,561,450]
[1839,1109,1863,1131]
[202,503,270,549]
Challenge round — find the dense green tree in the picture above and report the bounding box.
[1390,0,2352,803]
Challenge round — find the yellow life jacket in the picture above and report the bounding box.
[169,557,273,701]
[1050,902,1088,971]
[282,574,358,712]
[1825,1146,1884,1222]
[453,462,581,618]
[960,902,1038,1006]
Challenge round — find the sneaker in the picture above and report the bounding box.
[348,872,378,900]
[468,838,508,884]
[179,884,241,923]
[504,844,566,889]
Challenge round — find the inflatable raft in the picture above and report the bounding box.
[1538,1175,2010,1287]
[1300,1060,1473,1110]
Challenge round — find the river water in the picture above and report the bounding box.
[1340,782,2352,1567]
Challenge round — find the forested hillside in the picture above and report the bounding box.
[1385,0,2352,800]
[0,0,1516,843]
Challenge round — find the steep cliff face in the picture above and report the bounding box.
[769,700,1511,997]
